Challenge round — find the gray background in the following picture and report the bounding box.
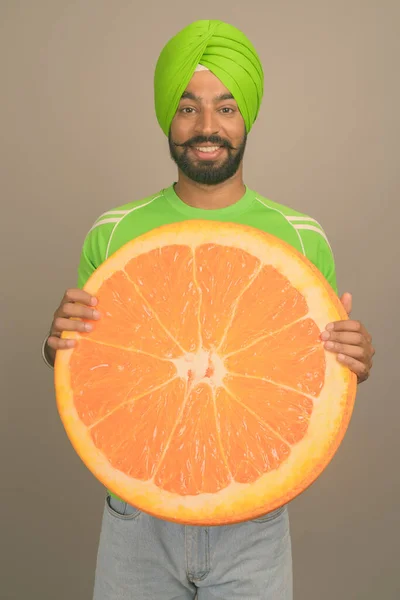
[1,1,399,598]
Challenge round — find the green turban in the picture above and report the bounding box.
[154,20,264,136]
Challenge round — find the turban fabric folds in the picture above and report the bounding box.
[154,20,264,136]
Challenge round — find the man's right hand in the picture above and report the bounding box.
[44,289,100,366]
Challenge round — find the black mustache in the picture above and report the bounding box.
[174,136,235,150]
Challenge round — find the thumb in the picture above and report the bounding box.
[340,292,352,316]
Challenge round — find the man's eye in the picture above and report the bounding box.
[220,107,234,114]
[181,107,195,114]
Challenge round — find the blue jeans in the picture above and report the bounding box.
[93,495,293,599]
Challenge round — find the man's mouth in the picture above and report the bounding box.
[193,145,222,153]
[189,145,226,160]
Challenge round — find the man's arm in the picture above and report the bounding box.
[42,228,101,368]
[301,226,374,384]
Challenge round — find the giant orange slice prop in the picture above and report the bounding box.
[55,221,357,525]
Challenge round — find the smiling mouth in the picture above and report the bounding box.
[193,145,222,153]
[189,145,226,160]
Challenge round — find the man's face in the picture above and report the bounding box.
[169,71,247,185]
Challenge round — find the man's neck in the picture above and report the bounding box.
[174,170,246,210]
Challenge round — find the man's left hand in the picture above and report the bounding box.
[321,292,375,384]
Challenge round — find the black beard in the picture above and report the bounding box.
[168,132,247,185]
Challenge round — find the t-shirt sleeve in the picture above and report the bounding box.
[315,235,338,295]
[77,243,97,289]
[299,227,338,295]
[76,222,113,289]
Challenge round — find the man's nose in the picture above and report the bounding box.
[195,108,220,136]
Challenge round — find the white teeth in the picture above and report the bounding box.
[195,146,220,153]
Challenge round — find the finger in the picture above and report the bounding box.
[324,341,366,360]
[325,319,368,335]
[52,316,94,335]
[340,292,352,316]
[336,353,370,379]
[47,335,76,350]
[320,331,364,345]
[62,288,98,307]
[57,303,101,321]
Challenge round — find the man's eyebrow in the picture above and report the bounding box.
[181,91,201,101]
[180,91,235,102]
[215,93,235,101]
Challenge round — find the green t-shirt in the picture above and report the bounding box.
[77,183,338,501]
[78,184,337,293]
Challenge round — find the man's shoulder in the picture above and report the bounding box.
[252,190,337,292]
[79,189,164,264]
[253,190,319,221]
[77,189,165,287]
[252,190,332,247]
[88,190,164,234]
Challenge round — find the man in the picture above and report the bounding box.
[43,19,374,600]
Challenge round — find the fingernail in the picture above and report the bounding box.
[321,331,330,340]
[92,310,101,319]
[326,323,334,330]
[325,341,334,349]
[91,297,98,306]
[85,323,93,332]
[338,353,345,360]
[67,340,75,348]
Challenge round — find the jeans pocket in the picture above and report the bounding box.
[105,494,141,520]
[251,505,286,523]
